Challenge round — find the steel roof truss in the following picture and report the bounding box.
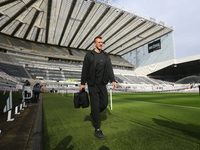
[104,17,144,52]
[1,20,19,35]
[70,3,102,48]
[53,0,71,44]
[0,0,35,31]
[62,0,89,46]
[118,28,172,55]
[80,7,118,49]
[76,4,107,48]
[102,14,134,46]
[23,9,40,39]
[86,11,124,50]
[45,0,52,44]
[0,0,18,7]
[110,24,161,54]
[68,1,95,47]
[58,0,77,45]
[48,0,62,44]
[11,21,23,36]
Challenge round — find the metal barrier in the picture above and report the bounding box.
[1,86,32,134]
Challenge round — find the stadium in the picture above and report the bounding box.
[0,0,200,149]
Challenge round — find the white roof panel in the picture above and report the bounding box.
[0,0,173,56]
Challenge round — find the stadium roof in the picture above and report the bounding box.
[148,54,200,79]
[0,0,173,56]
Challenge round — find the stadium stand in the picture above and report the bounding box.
[63,70,81,80]
[0,49,191,93]
[150,78,166,84]
[0,62,30,78]
[124,75,156,84]
[0,49,190,92]
[176,75,200,84]
[1,1,198,149]
[113,75,123,83]
[0,52,11,62]
[0,78,17,89]
[0,3,195,94]
[0,34,134,68]
[26,67,47,79]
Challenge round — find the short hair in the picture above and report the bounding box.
[94,36,102,43]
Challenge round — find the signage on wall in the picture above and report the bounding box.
[148,39,161,53]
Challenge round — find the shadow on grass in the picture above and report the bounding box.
[84,108,111,122]
[99,145,110,150]
[53,135,74,150]
[44,114,74,150]
[84,108,111,127]
[153,118,200,140]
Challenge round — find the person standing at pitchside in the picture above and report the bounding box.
[80,36,116,139]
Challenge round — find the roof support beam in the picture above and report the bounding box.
[68,1,95,47]
[23,10,40,39]
[106,19,146,53]
[103,16,136,44]
[118,28,169,56]
[0,0,35,31]
[77,7,111,49]
[35,27,41,42]
[58,0,77,46]
[11,22,23,36]
[85,11,124,50]
[45,0,52,44]
[0,0,18,7]
[108,22,153,53]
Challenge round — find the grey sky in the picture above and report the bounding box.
[112,0,200,59]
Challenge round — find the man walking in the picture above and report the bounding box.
[80,36,116,139]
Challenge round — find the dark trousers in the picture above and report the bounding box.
[88,84,108,129]
[24,91,27,98]
[34,92,40,99]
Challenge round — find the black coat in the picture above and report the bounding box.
[33,83,42,92]
[81,50,115,85]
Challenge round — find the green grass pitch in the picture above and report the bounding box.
[43,92,200,150]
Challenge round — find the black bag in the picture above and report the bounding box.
[73,88,89,108]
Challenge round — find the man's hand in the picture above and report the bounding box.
[79,85,85,91]
[112,82,116,90]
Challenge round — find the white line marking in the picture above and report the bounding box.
[113,98,200,110]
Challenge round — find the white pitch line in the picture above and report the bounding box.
[113,98,200,110]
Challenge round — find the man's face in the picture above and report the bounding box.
[94,38,103,50]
